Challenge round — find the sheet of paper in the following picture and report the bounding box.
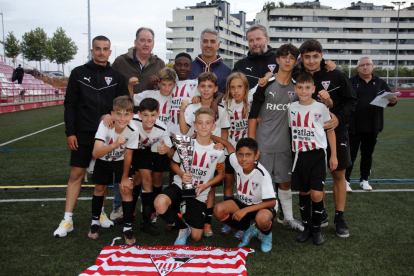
[370,91,400,108]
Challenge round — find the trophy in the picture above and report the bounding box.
[171,135,196,198]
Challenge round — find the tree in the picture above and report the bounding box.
[20,27,53,73]
[2,32,21,65]
[48,27,78,77]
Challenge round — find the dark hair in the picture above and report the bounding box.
[277,44,300,59]
[175,52,192,62]
[198,72,217,85]
[299,39,323,55]
[236,138,258,154]
[138,98,158,113]
[92,35,111,47]
[295,72,314,85]
[136,27,154,40]
[113,95,134,112]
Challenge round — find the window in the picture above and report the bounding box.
[186,48,194,53]
[186,16,194,20]
[186,37,194,42]
[186,27,194,31]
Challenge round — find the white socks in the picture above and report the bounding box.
[278,188,293,221]
[64,212,73,221]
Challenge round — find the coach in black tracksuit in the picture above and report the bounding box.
[345,57,397,191]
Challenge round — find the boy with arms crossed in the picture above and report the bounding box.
[155,107,226,245]
[88,96,137,239]
[289,72,338,245]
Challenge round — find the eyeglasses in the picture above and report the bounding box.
[359,63,373,67]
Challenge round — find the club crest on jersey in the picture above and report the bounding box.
[321,81,330,90]
[314,113,322,122]
[252,181,259,191]
[210,155,218,163]
[150,252,195,276]
[268,64,276,73]
[189,83,196,90]
[105,77,112,85]
[288,91,295,100]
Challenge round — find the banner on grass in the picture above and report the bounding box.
[80,245,250,276]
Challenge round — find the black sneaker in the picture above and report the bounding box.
[321,209,328,228]
[141,221,160,236]
[312,231,324,245]
[296,229,312,243]
[277,211,284,224]
[335,218,350,238]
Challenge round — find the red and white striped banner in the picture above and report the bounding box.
[80,245,251,276]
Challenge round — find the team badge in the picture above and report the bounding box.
[288,91,295,100]
[105,77,112,85]
[252,181,259,191]
[314,113,322,122]
[189,83,196,90]
[268,64,276,73]
[210,155,218,163]
[150,253,195,276]
[321,81,330,90]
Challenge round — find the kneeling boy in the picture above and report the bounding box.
[88,96,137,240]
[213,137,277,253]
[154,107,226,245]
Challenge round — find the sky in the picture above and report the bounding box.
[0,0,396,75]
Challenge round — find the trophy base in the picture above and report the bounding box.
[182,188,196,198]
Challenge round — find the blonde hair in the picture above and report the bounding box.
[194,107,215,122]
[113,95,134,112]
[225,72,250,118]
[158,67,176,82]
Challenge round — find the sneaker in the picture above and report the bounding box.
[123,229,136,246]
[334,217,350,238]
[283,219,304,232]
[238,225,259,247]
[203,223,213,238]
[53,219,74,237]
[313,231,324,245]
[296,229,312,243]
[220,224,233,234]
[261,232,273,253]
[166,224,176,231]
[100,212,114,228]
[234,230,244,240]
[276,211,284,224]
[87,224,99,240]
[174,224,191,245]
[151,212,158,224]
[141,221,160,236]
[321,209,328,228]
[346,181,353,193]
[113,211,136,224]
[360,180,372,191]
[110,206,123,221]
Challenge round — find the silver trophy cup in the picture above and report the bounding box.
[171,135,196,198]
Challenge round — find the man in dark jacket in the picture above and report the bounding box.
[53,35,128,238]
[346,57,397,192]
[15,64,24,84]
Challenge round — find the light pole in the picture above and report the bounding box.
[391,1,405,88]
[87,0,91,61]
[1,13,5,63]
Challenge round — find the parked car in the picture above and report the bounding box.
[47,72,64,78]
[26,69,45,77]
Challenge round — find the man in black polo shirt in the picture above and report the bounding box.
[346,57,398,192]
[298,39,357,238]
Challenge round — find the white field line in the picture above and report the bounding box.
[0,122,64,147]
[1,189,414,203]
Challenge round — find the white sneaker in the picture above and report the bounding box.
[283,218,304,232]
[360,180,372,191]
[100,212,114,228]
[346,181,353,193]
[53,219,74,237]
[110,206,123,220]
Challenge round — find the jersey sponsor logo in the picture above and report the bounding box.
[314,113,322,122]
[105,137,129,160]
[268,64,276,73]
[84,77,91,82]
[321,81,330,90]
[269,91,276,97]
[266,103,290,110]
[288,91,296,100]
[291,111,317,151]
[105,77,112,85]
[150,252,195,276]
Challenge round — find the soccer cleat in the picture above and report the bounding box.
[283,218,304,232]
[238,225,259,247]
[321,209,328,228]
[174,224,191,245]
[151,212,158,224]
[53,219,74,237]
[220,224,233,234]
[123,229,136,246]
[360,180,372,191]
[276,211,284,224]
[346,181,353,193]
[203,223,213,238]
[141,221,160,236]
[296,229,312,242]
[110,206,123,221]
[313,231,324,245]
[100,211,114,228]
[234,230,244,240]
[335,217,350,238]
[260,232,273,253]
[87,224,99,240]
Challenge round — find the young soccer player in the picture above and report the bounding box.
[179,72,230,237]
[88,96,137,240]
[129,98,174,237]
[154,107,226,245]
[213,137,276,253]
[289,72,338,245]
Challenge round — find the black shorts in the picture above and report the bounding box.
[131,147,170,173]
[327,130,352,171]
[69,143,94,168]
[161,184,207,230]
[291,149,326,192]
[225,155,235,174]
[231,199,276,231]
[92,159,124,185]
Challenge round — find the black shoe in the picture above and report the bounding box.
[312,231,324,245]
[277,210,284,224]
[141,221,160,236]
[296,229,312,242]
[321,209,328,227]
[334,218,350,238]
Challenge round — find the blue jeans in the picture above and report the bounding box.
[113,181,122,208]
